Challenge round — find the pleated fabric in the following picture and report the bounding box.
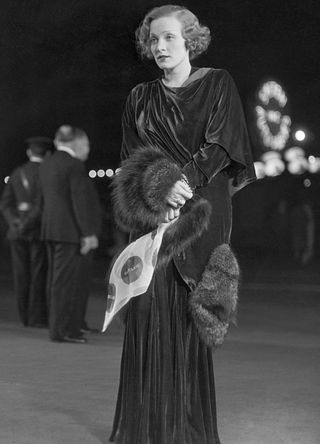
[110,261,221,444]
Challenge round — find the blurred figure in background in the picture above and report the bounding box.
[40,125,100,344]
[288,183,315,266]
[0,137,52,327]
[290,201,314,265]
[284,147,315,266]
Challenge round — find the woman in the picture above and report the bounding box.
[109,5,256,443]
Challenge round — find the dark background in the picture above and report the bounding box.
[0,0,319,263]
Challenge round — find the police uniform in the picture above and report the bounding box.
[0,137,52,326]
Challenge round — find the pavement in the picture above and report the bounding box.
[0,253,319,444]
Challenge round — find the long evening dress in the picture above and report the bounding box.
[110,68,255,444]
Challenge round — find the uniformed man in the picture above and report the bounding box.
[0,137,52,327]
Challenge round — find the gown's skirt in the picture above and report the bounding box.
[110,261,221,444]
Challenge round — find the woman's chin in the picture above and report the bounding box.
[156,61,168,70]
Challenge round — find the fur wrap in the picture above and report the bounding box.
[189,244,240,347]
[112,146,212,259]
[158,197,211,266]
[112,146,239,347]
[112,146,183,232]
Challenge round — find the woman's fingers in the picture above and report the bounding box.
[167,197,186,208]
[168,208,175,220]
[173,208,180,218]
[166,180,193,207]
[178,180,193,195]
[163,208,180,222]
[173,181,193,199]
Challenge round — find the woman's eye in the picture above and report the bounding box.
[150,38,157,44]
[166,35,175,40]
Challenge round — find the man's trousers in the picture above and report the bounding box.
[10,239,47,326]
[46,242,90,340]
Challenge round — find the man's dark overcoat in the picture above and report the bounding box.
[40,150,101,340]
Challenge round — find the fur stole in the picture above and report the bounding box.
[112,146,182,232]
[189,244,240,347]
[158,196,211,266]
[112,146,211,257]
[112,146,239,348]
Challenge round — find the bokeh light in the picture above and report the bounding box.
[97,169,105,178]
[294,130,306,142]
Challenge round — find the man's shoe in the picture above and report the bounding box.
[60,335,88,344]
[80,327,100,334]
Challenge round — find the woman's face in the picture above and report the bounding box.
[149,15,189,71]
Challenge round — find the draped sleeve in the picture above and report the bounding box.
[183,70,256,191]
[120,70,255,191]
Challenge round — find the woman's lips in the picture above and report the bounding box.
[157,55,169,61]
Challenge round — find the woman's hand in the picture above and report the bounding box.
[162,207,180,223]
[166,179,193,209]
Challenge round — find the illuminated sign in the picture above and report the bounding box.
[254,149,320,179]
[255,80,291,151]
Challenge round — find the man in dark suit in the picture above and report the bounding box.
[40,125,101,344]
[0,137,52,327]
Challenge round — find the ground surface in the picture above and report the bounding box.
[0,255,319,444]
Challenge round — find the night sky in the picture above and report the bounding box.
[0,0,319,186]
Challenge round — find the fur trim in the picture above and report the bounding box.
[142,156,182,213]
[189,244,240,347]
[112,146,182,232]
[157,197,211,266]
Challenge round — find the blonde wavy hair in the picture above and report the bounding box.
[135,5,211,61]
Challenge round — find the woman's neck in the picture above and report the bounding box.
[162,59,192,88]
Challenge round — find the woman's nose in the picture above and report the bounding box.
[156,38,166,52]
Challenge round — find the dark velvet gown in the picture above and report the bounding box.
[110,68,255,444]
